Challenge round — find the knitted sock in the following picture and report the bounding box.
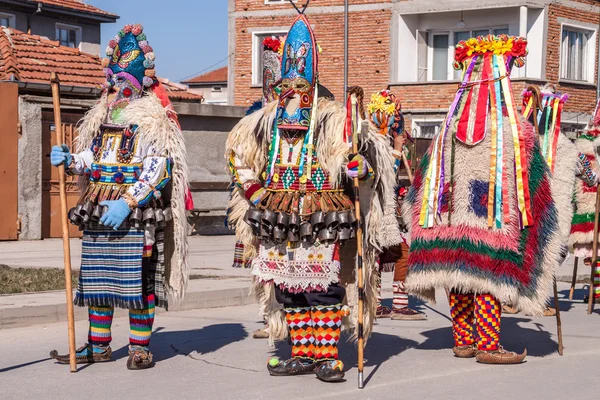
[88,306,114,348]
[129,293,156,348]
[285,307,314,359]
[312,304,342,361]
[594,260,600,299]
[449,292,474,347]
[392,280,409,311]
[475,294,501,351]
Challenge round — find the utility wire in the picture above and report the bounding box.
[178,52,234,82]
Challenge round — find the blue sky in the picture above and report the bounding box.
[87,0,228,83]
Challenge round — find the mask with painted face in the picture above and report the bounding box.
[276,15,317,131]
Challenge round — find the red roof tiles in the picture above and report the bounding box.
[0,28,203,102]
[25,0,117,18]
[182,66,228,84]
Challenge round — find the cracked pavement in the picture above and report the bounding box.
[0,281,598,400]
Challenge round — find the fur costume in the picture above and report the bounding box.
[522,86,578,246]
[226,98,400,342]
[403,36,561,316]
[569,99,600,257]
[76,90,190,307]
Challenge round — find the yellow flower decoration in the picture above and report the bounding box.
[367,92,396,115]
[272,173,280,183]
[299,175,308,184]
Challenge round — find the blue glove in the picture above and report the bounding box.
[99,199,132,230]
[50,144,72,167]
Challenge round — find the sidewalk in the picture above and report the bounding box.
[0,236,255,329]
[0,236,592,329]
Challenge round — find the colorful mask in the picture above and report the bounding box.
[262,36,284,105]
[276,15,317,131]
[368,90,403,137]
[102,24,156,92]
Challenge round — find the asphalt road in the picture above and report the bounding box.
[0,282,597,400]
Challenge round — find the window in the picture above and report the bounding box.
[55,24,81,48]
[212,86,222,93]
[0,13,15,28]
[560,26,595,83]
[412,121,442,139]
[429,27,509,81]
[251,30,287,86]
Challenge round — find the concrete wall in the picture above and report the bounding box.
[16,95,246,240]
[17,98,43,241]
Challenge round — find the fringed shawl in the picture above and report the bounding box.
[75,91,190,306]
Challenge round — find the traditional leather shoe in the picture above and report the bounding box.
[315,360,345,382]
[126,346,154,370]
[391,308,427,321]
[267,357,315,376]
[253,328,270,339]
[501,304,519,314]
[452,345,476,358]
[476,346,527,364]
[543,306,557,317]
[376,305,392,319]
[50,343,112,364]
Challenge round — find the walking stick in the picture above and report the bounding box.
[347,89,366,389]
[50,72,77,372]
[569,257,578,300]
[527,85,563,352]
[588,184,600,314]
[553,277,563,355]
[401,151,413,184]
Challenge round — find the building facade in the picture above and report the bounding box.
[0,0,118,55]
[182,66,229,105]
[229,0,599,142]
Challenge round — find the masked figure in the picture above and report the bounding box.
[50,24,189,370]
[404,35,562,364]
[368,90,426,321]
[569,99,600,302]
[226,14,399,382]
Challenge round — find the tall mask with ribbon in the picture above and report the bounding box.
[102,24,156,124]
[419,35,530,229]
[265,14,319,185]
[275,15,317,131]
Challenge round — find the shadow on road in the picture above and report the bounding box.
[269,331,418,386]
[111,323,249,362]
[415,315,559,357]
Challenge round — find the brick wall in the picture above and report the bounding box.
[235,0,391,13]
[233,1,392,106]
[546,2,599,117]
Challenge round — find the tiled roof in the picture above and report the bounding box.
[182,66,228,84]
[0,28,203,102]
[22,0,117,18]
[158,77,205,102]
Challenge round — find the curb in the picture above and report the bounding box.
[0,286,254,330]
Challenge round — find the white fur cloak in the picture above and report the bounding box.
[75,92,190,307]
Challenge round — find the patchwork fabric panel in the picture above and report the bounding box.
[469,180,489,218]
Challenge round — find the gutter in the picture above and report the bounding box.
[1,79,101,96]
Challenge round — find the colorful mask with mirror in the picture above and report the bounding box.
[102,24,156,124]
[275,15,317,131]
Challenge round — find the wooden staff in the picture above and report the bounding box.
[50,72,77,372]
[347,89,366,389]
[553,277,563,355]
[588,185,600,314]
[527,85,563,352]
[569,257,578,300]
[401,151,413,183]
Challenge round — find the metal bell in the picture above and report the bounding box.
[310,211,325,234]
[90,205,102,222]
[318,227,338,245]
[143,208,156,227]
[129,208,142,229]
[155,208,166,228]
[163,207,173,222]
[325,211,340,232]
[244,208,263,236]
[68,207,82,226]
[300,222,313,242]
[261,209,277,237]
